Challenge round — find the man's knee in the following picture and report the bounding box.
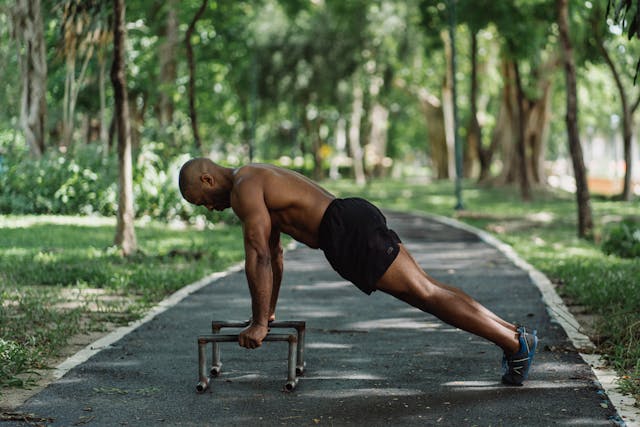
[377,269,436,310]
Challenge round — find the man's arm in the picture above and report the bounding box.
[268,229,283,322]
[232,181,273,349]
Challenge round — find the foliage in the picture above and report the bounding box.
[601,218,640,258]
[0,138,236,224]
[0,144,116,216]
[0,338,36,388]
[1,0,638,186]
[607,0,640,79]
[0,288,82,389]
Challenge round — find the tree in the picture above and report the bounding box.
[158,0,179,128]
[607,0,640,80]
[557,0,594,239]
[588,3,638,201]
[456,0,490,180]
[418,1,455,180]
[111,0,137,255]
[59,1,99,149]
[490,1,558,200]
[10,0,47,157]
[185,0,208,152]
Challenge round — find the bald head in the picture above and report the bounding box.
[178,158,234,211]
[178,157,216,199]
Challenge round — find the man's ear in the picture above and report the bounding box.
[200,173,215,187]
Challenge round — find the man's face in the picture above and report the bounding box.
[184,184,213,211]
[184,177,229,212]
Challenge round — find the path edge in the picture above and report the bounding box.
[52,262,244,379]
[424,212,639,427]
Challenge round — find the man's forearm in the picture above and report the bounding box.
[269,255,283,319]
[245,250,273,326]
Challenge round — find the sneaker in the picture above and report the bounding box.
[502,326,538,386]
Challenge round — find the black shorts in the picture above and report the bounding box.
[318,198,401,295]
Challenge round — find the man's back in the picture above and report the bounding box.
[231,164,335,248]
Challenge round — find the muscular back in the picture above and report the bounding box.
[230,164,335,248]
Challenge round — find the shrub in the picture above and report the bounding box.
[0,141,233,223]
[601,218,640,258]
[0,338,34,388]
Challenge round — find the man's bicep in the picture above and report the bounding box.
[233,186,271,255]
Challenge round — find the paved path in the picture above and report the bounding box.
[6,212,623,426]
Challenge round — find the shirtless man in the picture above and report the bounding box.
[178,157,538,386]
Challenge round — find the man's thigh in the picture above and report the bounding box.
[375,244,431,306]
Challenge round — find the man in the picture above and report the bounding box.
[178,157,538,386]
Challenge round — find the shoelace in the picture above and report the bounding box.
[506,327,531,375]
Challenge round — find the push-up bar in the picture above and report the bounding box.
[211,320,306,376]
[196,320,306,393]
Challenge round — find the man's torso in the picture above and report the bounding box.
[231,164,334,248]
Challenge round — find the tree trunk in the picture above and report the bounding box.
[465,31,481,179]
[493,58,553,189]
[525,80,552,185]
[159,0,178,128]
[494,60,520,185]
[330,117,347,179]
[558,0,594,238]
[130,92,147,149]
[441,30,456,181]
[61,7,95,149]
[11,0,47,157]
[418,89,448,179]
[185,0,208,152]
[111,0,137,256]
[620,112,634,201]
[349,82,366,186]
[99,53,109,152]
[600,42,635,201]
[366,102,390,177]
[305,110,324,181]
[513,61,532,201]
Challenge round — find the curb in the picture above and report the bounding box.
[52,263,244,380]
[425,213,639,427]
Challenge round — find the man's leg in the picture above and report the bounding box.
[376,244,520,355]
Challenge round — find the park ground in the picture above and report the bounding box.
[1,179,639,420]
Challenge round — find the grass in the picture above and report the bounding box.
[0,215,245,393]
[327,178,640,401]
[1,178,638,403]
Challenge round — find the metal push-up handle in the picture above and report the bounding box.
[197,333,298,393]
[211,320,306,376]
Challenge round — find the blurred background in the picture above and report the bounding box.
[1,0,639,226]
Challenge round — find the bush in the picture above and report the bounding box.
[0,145,118,216]
[601,218,640,258]
[0,141,232,223]
[0,338,34,388]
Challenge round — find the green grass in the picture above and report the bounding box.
[327,178,640,401]
[0,215,245,392]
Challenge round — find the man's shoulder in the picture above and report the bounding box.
[233,165,261,184]
[231,166,276,206]
[234,163,280,178]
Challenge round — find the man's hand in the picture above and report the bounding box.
[238,322,269,349]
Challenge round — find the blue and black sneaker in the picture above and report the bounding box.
[502,326,538,386]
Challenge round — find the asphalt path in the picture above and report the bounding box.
[5,212,623,426]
